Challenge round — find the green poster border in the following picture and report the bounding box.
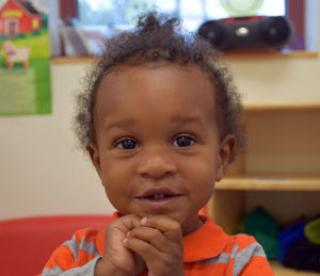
[33,58,51,114]
[0,58,51,116]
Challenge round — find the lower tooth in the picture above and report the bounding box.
[154,194,164,199]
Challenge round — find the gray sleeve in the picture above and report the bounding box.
[42,256,101,276]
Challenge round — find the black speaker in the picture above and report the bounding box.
[198,16,293,51]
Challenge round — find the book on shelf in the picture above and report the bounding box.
[60,22,110,56]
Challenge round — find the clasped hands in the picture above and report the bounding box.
[95,214,184,276]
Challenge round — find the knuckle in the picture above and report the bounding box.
[128,227,142,238]
[150,228,162,239]
[171,223,181,231]
[139,242,151,254]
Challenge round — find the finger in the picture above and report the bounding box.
[140,216,183,242]
[121,214,143,229]
[124,237,183,274]
[127,226,170,252]
[123,237,161,267]
[113,214,142,232]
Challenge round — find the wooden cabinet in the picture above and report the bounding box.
[209,105,320,275]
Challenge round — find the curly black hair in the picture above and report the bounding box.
[74,12,243,162]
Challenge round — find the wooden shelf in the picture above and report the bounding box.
[243,102,320,111]
[271,261,320,276]
[51,51,318,64]
[222,50,318,59]
[216,177,320,191]
[51,56,96,64]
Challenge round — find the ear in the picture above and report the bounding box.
[215,134,236,182]
[86,143,102,177]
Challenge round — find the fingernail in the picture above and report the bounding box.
[141,217,147,225]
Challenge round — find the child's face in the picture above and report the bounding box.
[88,63,233,234]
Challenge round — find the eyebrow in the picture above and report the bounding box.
[170,115,204,125]
[104,119,136,132]
[104,115,204,132]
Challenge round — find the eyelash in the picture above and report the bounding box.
[173,134,196,147]
[113,137,137,150]
[113,134,196,150]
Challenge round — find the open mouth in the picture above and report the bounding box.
[136,188,182,201]
[141,193,180,201]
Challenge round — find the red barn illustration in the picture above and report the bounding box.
[0,0,42,36]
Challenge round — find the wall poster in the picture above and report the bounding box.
[0,0,51,115]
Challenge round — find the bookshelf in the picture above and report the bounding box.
[209,104,320,275]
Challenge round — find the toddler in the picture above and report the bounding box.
[42,12,273,276]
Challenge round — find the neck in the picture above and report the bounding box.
[182,215,205,235]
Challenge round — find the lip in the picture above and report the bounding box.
[134,187,183,213]
[136,187,182,199]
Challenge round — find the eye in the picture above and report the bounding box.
[173,135,195,147]
[114,138,138,150]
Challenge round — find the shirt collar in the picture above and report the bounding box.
[96,213,228,262]
[183,216,228,262]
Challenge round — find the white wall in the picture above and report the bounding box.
[1,54,320,220]
[0,62,115,220]
[225,56,320,105]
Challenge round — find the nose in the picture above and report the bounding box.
[137,147,177,179]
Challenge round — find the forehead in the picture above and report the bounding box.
[94,63,217,124]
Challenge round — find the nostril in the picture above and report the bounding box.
[137,158,177,179]
[139,167,176,179]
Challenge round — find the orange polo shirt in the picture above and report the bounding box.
[42,213,273,275]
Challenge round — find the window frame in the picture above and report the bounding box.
[59,0,305,50]
[286,0,305,49]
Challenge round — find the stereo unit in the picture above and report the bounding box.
[198,16,293,51]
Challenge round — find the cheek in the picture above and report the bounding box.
[99,158,133,204]
[184,149,219,179]
[101,178,129,213]
[183,154,217,196]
